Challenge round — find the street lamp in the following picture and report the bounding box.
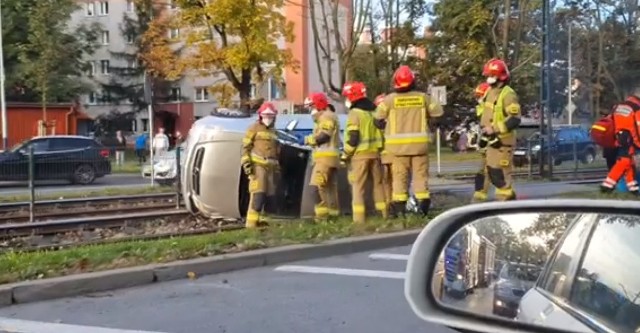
[0,1,7,150]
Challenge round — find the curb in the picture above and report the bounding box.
[0,229,421,307]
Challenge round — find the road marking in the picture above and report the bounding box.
[368,253,410,261]
[275,265,405,279]
[0,317,168,333]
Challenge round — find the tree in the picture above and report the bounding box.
[18,0,99,129]
[308,0,370,100]
[142,0,297,113]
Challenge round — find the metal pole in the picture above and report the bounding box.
[149,102,154,187]
[538,0,547,178]
[436,127,441,175]
[0,1,8,151]
[545,0,554,178]
[567,25,572,125]
[28,146,35,222]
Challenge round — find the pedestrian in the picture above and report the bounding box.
[374,65,444,217]
[478,58,522,201]
[600,88,640,194]
[240,102,280,228]
[340,82,387,223]
[153,127,169,158]
[471,82,492,202]
[303,92,341,221]
[135,133,148,164]
[115,130,126,167]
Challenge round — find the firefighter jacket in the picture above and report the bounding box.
[241,122,280,166]
[374,91,444,156]
[481,85,521,147]
[344,99,383,160]
[612,95,640,149]
[307,110,341,168]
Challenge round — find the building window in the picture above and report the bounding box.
[100,90,112,104]
[141,119,149,131]
[87,92,97,105]
[127,59,137,69]
[98,1,109,16]
[169,28,180,39]
[100,60,110,75]
[170,87,181,102]
[126,33,135,44]
[126,0,135,12]
[195,87,209,102]
[101,30,110,45]
[85,2,95,16]
[87,61,96,77]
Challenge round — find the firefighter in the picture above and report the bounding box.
[240,102,280,228]
[374,94,394,215]
[374,65,444,217]
[478,58,522,201]
[304,92,342,220]
[600,89,640,193]
[472,82,492,202]
[340,82,387,223]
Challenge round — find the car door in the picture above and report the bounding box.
[47,138,90,179]
[517,213,596,331]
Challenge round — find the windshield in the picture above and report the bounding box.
[500,264,541,282]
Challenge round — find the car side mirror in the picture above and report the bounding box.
[404,199,637,333]
[285,120,298,132]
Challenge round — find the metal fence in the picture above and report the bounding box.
[0,146,183,203]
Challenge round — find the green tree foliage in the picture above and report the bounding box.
[16,0,99,112]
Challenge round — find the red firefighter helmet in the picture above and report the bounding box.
[393,65,415,89]
[482,58,510,81]
[474,82,491,98]
[306,92,329,110]
[374,94,385,106]
[257,102,278,117]
[342,82,367,102]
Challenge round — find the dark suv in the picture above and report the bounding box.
[0,136,112,185]
[513,126,597,167]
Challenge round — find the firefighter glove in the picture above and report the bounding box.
[304,135,316,146]
[488,134,502,149]
[242,162,254,176]
[340,153,351,167]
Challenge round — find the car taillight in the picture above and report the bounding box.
[100,149,109,157]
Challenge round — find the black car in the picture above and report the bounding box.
[513,125,597,167]
[0,136,112,185]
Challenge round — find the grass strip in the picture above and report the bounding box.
[1,186,175,203]
[0,214,439,285]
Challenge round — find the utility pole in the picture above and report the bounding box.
[539,0,548,177]
[0,0,8,150]
[567,25,573,125]
[544,0,554,179]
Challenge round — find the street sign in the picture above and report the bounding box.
[429,86,447,105]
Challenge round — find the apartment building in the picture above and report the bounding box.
[71,0,350,135]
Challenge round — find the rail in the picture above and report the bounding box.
[451,168,607,181]
[0,192,177,211]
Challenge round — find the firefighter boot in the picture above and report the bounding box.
[392,201,407,219]
[418,199,431,217]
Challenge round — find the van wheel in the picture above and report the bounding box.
[72,164,96,185]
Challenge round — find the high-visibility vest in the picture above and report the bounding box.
[343,108,383,157]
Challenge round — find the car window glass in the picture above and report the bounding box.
[51,138,91,151]
[540,214,593,297]
[569,215,640,333]
[26,140,50,153]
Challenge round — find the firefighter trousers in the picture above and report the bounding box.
[246,164,277,228]
[391,154,430,202]
[381,162,393,207]
[348,158,388,223]
[602,148,638,192]
[310,162,340,219]
[485,146,516,201]
[472,150,491,202]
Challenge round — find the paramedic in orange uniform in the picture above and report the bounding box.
[601,91,640,194]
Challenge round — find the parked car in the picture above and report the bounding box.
[492,262,541,318]
[513,125,597,167]
[0,135,112,184]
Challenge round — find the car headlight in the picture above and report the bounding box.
[531,145,541,151]
[456,274,463,280]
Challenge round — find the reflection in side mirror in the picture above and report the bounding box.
[285,119,298,132]
[431,211,640,333]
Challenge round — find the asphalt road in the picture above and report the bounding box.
[0,246,459,333]
[441,284,495,317]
